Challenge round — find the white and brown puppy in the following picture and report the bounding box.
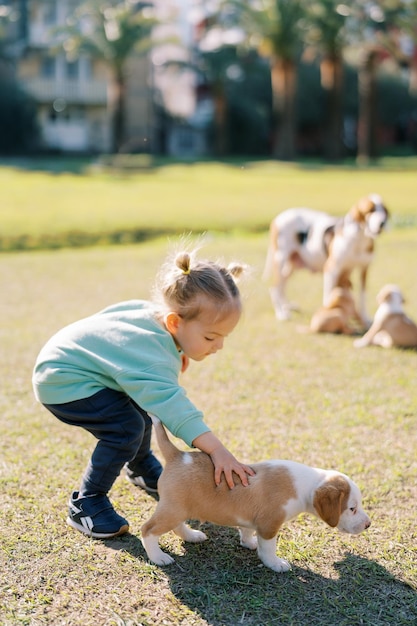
[307,284,364,335]
[354,284,417,349]
[141,419,371,574]
[263,194,389,324]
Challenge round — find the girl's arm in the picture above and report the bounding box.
[192,431,255,489]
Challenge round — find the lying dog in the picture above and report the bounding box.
[141,419,371,573]
[263,194,389,324]
[307,284,363,335]
[354,284,417,349]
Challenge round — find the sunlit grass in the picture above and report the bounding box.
[1,231,416,624]
[1,158,417,250]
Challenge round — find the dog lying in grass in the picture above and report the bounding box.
[354,284,417,349]
[307,285,363,335]
[141,419,371,573]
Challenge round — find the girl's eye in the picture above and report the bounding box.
[205,337,214,342]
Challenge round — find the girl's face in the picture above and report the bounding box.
[165,305,241,362]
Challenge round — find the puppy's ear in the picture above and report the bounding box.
[313,477,349,527]
[350,197,372,222]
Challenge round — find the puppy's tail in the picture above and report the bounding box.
[150,415,182,463]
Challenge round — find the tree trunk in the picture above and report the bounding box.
[270,57,297,160]
[213,84,228,157]
[108,68,126,153]
[357,48,378,164]
[321,54,344,161]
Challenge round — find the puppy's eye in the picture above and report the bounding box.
[350,506,357,514]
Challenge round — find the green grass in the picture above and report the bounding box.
[1,226,416,625]
[1,157,417,250]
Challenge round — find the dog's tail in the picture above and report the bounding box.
[262,217,279,284]
[150,415,182,463]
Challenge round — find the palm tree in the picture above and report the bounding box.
[304,0,348,160]
[57,0,157,152]
[226,0,305,160]
[346,0,417,162]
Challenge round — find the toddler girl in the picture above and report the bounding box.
[32,247,254,539]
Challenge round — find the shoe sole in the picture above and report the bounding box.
[126,474,158,494]
[66,516,129,539]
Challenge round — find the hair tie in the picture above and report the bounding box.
[182,268,191,275]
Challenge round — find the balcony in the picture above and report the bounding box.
[21,78,108,105]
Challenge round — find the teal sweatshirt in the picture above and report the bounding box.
[32,300,210,447]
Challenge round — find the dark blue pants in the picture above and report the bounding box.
[43,388,154,496]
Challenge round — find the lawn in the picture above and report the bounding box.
[1,157,417,250]
[0,160,416,625]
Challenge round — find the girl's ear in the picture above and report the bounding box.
[164,312,181,334]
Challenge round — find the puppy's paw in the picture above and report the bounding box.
[241,536,258,550]
[141,535,175,566]
[239,528,258,550]
[182,528,207,543]
[262,557,292,573]
[353,338,367,348]
[150,550,175,566]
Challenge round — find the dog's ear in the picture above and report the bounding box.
[313,476,349,527]
[350,197,372,222]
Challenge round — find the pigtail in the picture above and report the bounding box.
[227,262,246,282]
[154,244,248,320]
[175,252,192,275]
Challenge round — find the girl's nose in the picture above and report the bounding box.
[214,338,224,351]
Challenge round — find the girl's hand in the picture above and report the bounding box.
[210,447,255,489]
[192,431,255,489]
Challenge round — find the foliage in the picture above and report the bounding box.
[60,0,157,72]
[0,72,39,154]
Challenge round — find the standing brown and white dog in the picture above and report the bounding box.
[354,284,417,349]
[263,194,389,324]
[141,419,371,573]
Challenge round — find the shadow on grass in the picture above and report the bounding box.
[106,528,416,626]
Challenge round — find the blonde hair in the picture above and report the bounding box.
[153,248,246,321]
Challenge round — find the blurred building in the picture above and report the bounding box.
[2,0,219,156]
[3,0,154,153]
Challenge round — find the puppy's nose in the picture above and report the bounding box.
[365,519,371,529]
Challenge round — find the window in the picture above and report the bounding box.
[41,56,56,79]
[43,1,57,25]
[65,59,79,80]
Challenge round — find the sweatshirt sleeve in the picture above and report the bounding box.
[115,365,210,447]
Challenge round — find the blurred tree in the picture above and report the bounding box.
[0,75,39,154]
[56,0,158,153]
[225,0,306,160]
[303,0,348,160]
[0,3,39,154]
[346,0,417,162]
[197,44,243,156]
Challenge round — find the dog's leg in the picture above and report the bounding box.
[323,267,338,306]
[269,285,291,321]
[353,321,382,347]
[239,527,257,550]
[371,330,394,348]
[257,536,291,573]
[173,523,207,543]
[141,532,175,566]
[359,266,371,326]
[141,509,187,566]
